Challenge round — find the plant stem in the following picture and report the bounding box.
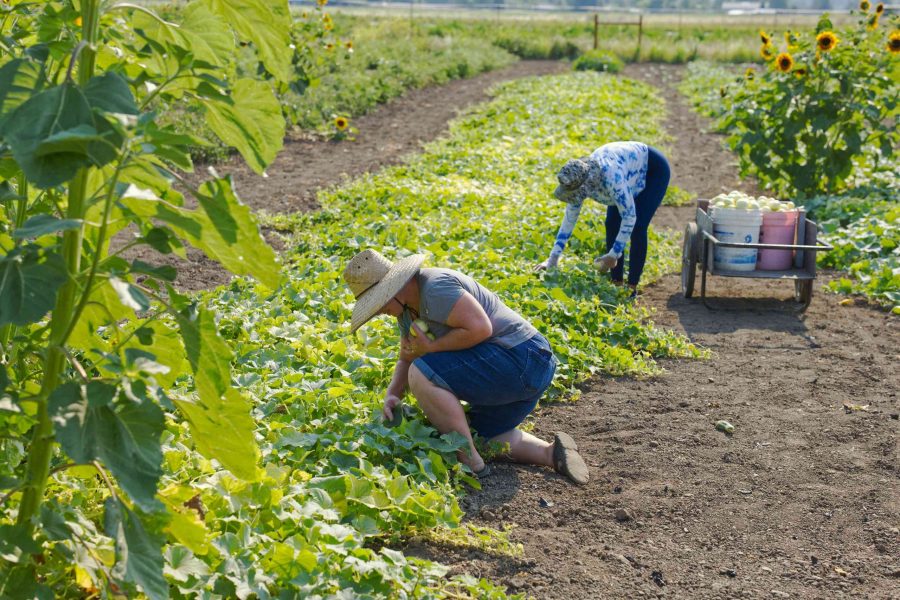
[15,0,101,532]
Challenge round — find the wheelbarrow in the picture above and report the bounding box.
[681,200,833,312]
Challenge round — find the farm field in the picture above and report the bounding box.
[180,60,900,600]
[1,2,898,599]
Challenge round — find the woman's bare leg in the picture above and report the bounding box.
[489,428,554,467]
[408,364,485,472]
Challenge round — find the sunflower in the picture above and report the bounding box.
[317,0,328,5]
[889,31,900,54]
[74,16,82,26]
[784,30,798,48]
[334,116,349,131]
[759,30,771,45]
[859,0,870,11]
[875,2,884,14]
[760,43,777,61]
[816,31,838,52]
[745,67,755,80]
[794,67,808,78]
[345,41,353,50]
[867,14,880,30]
[776,52,794,73]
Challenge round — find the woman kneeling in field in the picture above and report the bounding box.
[343,249,589,485]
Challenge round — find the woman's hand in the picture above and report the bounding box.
[383,393,403,422]
[534,257,558,272]
[594,253,618,273]
[405,322,436,356]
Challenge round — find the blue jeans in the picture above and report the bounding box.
[605,146,671,286]
[412,334,557,439]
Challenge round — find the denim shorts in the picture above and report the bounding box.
[412,334,557,439]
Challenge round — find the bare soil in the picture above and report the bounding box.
[137,60,898,598]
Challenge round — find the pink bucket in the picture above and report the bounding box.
[757,210,798,270]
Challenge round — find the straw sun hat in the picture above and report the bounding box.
[343,250,426,332]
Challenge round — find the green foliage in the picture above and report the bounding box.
[663,185,696,207]
[805,192,899,311]
[677,60,739,118]
[283,18,515,131]
[0,0,289,596]
[717,13,900,198]
[419,16,762,63]
[573,49,624,73]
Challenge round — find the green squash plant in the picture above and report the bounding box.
[0,0,291,596]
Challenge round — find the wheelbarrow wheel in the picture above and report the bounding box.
[795,279,813,308]
[681,222,698,298]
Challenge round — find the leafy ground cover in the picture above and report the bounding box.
[805,192,900,312]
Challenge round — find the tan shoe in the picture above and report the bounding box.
[552,432,589,485]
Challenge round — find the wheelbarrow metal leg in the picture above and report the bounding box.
[701,238,714,310]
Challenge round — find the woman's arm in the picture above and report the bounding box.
[407,291,492,356]
[546,199,584,266]
[383,345,414,420]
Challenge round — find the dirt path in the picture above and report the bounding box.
[407,64,899,599]
[145,60,567,292]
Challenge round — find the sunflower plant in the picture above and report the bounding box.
[0,1,291,597]
[720,12,899,198]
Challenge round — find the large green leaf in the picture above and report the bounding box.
[193,176,281,288]
[180,2,233,68]
[202,78,284,175]
[104,498,168,600]
[13,215,82,239]
[67,279,134,354]
[0,83,116,188]
[0,245,66,327]
[174,306,259,481]
[0,523,42,563]
[83,72,139,116]
[119,177,281,289]
[202,0,291,82]
[49,382,164,511]
[119,154,185,207]
[0,59,45,131]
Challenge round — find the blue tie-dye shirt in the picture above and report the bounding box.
[549,142,649,261]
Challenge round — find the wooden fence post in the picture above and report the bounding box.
[637,14,643,58]
[593,13,599,50]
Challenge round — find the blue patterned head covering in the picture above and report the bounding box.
[554,156,603,204]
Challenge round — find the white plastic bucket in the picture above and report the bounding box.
[711,207,762,272]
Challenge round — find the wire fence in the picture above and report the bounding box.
[312,1,871,28]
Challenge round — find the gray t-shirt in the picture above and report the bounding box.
[397,267,537,349]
